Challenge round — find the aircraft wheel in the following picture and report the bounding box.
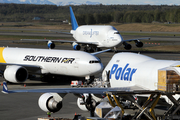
[84,47,88,52]
[89,49,94,53]
[97,48,102,51]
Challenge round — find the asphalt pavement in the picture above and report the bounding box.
[0,33,180,120]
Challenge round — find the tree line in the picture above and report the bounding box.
[0,3,180,24]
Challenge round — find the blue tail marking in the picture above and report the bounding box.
[69,6,78,30]
[2,81,8,94]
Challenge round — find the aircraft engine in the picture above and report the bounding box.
[77,97,89,111]
[38,93,63,113]
[72,42,81,50]
[4,65,28,83]
[135,40,143,48]
[123,42,132,50]
[47,41,55,49]
[77,93,101,111]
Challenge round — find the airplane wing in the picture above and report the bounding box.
[2,81,158,95]
[20,39,99,46]
[123,37,150,42]
[91,49,111,55]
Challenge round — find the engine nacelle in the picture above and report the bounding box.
[77,93,101,112]
[135,41,143,48]
[72,42,81,50]
[123,42,132,50]
[77,97,89,111]
[47,41,55,49]
[38,93,63,113]
[4,65,28,83]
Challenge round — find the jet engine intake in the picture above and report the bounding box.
[123,42,132,50]
[72,42,81,50]
[4,65,28,83]
[38,93,62,113]
[135,40,143,48]
[47,41,55,49]
[77,93,100,112]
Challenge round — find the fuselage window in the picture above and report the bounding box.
[114,32,120,34]
[89,60,100,64]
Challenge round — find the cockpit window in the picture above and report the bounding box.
[114,31,120,34]
[89,60,100,64]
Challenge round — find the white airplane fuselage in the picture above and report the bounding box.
[103,53,180,89]
[103,53,180,102]
[23,7,147,50]
[0,47,103,79]
[70,25,123,48]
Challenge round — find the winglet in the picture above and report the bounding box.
[2,81,9,94]
[69,6,78,30]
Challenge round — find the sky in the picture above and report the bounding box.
[48,0,180,5]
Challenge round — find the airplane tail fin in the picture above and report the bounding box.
[2,81,9,94]
[69,6,78,30]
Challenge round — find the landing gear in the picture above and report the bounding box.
[84,75,94,85]
[83,46,101,53]
[114,47,118,53]
[96,48,102,51]
[86,93,96,117]
[84,47,94,53]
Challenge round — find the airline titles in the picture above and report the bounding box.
[110,63,137,81]
[23,55,75,64]
[83,29,99,38]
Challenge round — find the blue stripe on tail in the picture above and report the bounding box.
[2,81,8,94]
[69,6,78,30]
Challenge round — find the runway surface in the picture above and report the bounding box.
[1,28,180,41]
[0,33,180,120]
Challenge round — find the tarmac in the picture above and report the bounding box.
[0,31,180,119]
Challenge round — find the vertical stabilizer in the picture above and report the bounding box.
[69,6,78,30]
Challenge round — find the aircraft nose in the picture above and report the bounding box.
[90,62,103,74]
[117,38,122,44]
[115,35,123,46]
[119,35,123,43]
[97,62,103,72]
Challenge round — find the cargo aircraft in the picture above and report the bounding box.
[2,52,180,119]
[0,47,110,83]
[21,7,150,52]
